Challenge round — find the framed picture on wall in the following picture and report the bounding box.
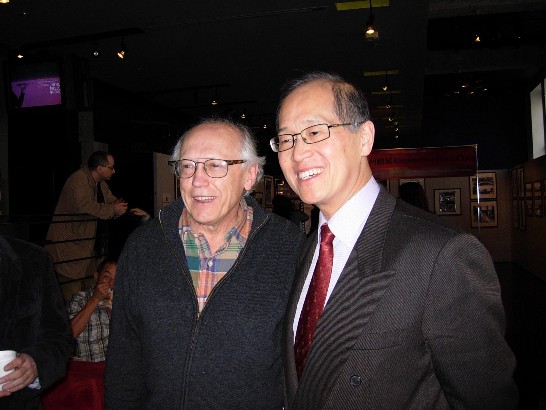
[470,200,498,228]
[469,172,496,199]
[525,182,533,217]
[264,176,274,206]
[434,188,461,215]
[534,180,543,217]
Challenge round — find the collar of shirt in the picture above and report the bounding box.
[180,198,253,248]
[318,177,380,249]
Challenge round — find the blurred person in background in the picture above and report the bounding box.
[46,151,127,301]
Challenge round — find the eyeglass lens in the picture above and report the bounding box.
[273,123,331,152]
[175,159,229,178]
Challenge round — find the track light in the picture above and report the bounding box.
[211,87,218,106]
[365,0,379,41]
[240,113,246,119]
[92,43,101,58]
[117,38,126,59]
[1,0,10,4]
[474,34,480,43]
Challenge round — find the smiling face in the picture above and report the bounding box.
[277,79,375,219]
[178,123,257,234]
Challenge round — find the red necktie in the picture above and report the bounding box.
[294,223,335,379]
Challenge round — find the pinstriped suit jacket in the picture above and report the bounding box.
[283,187,518,410]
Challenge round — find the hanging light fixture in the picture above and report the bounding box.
[1,0,10,4]
[365,0,379,41]
[117,38,126,59]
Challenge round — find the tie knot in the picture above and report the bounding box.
[320,224,335,245]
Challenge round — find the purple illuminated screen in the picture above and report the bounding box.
[9,62,62,108]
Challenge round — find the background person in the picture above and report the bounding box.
[67,259,117,362]
[0,235,73,409]
[273,72,518,409]
[46,151,127,301]
[105,118,305,409]
[399,181,430,211]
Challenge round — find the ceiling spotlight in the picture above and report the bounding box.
[263,124,267,129]
[16,53,24,59]
[92,43,101,58]
[240,113,246,119]
[117,38,126,59]
[1,0,10,4]
[474,34,481,43]
[211,87,219,105]
[364,0,379,42]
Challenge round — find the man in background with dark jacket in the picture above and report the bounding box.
[0,235,72,409]
[105,118,305,409]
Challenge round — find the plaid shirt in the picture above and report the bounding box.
[180,199,253,312]
[67,287,111,362]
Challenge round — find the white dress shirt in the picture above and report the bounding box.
[293,178,380,338]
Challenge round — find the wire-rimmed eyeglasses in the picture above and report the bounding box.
[168,159,246,178]
[270,123,357,153]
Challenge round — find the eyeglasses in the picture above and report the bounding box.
[270,123,357,153]
[168,159,246,179]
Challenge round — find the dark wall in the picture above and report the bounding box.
[422,78,529,170]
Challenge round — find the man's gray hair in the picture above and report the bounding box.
[171,117,265,195]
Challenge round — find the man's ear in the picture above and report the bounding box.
[244,164,258,191]
[359,120,375,157]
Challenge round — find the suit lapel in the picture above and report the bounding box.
[292,187,398,409]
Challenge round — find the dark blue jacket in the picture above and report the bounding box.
[105,197,305,409]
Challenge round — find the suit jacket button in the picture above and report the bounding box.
[350,375,362,387]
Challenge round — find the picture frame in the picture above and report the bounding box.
[469,172,497,200]
[434,188,461,215]
[517,168,524,197]
[525,182,533,217]
[470,200,498,228]
[534,180,543,217]
[263,175,274,206]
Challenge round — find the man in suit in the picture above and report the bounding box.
[272,72,518,409]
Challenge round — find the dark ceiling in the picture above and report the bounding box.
[0,0,545,152]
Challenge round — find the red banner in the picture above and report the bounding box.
[369,145,477,180]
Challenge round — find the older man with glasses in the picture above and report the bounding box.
[105,117,305,409]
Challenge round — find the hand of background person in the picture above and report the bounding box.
[114,200,128,216]
[0,353,38,396]
[92,281,112,303]
[129,208,149,218]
